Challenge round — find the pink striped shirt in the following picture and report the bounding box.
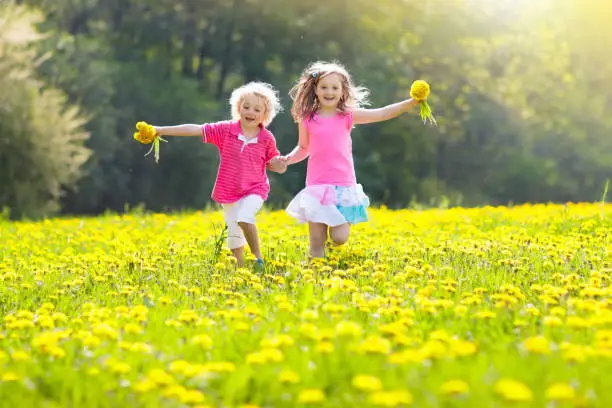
[202,120,280,203]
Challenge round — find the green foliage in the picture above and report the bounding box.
[0,2,90,219]
[4,0,612,217]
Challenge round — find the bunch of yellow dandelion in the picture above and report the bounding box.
[410,80,437,126]
[134,121,167,163]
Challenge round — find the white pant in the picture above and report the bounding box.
[221,195,264,249]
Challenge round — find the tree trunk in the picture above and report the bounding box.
[196,28,211,80]
[181,21,196,76]
[216,0,240,98]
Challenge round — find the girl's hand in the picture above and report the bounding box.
[268,156,288,174]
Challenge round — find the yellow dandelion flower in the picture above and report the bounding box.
[475,310,496,319]
[278,369,300,384]
[180,389,206,404]
[316,341,335,354]
[245,352,266,365]
[169,360,192,375]
[39,303,55,312]
[92,323,117,340]
[190,334,213,349]
[159,296,172,305]
[260,334,295,349]
[388,349,426,364]
[1,372,20,382]
[440,380,469,396]
[47,346,67,359]
[134,121,166,163]
[550,306,566,317]
[261,348,284,362]
[410,80,436,125]
[352,375,383,392]
[163,385,188,399]
[368,390,413,406]
[133,379,156,393]
[562,345,588,363]
[124,323,143,334]
[82,335,101,348]
[11,350,30,362]
[494,379,532,402]
[179,310,199,323]
[522,336,551,354]
[420,340,447,360]
[37,315,55,329]
[450,339,478,357]
[278,301,294,312]
[147,368,174,386]
[299,322,320,339]
[16,310,34,320]
[543,316,563,327]
[358,335,392,354]
[109,362,131,375]
[545,383,575,401]
[246,348,284,365]
[301,310,319,320]
[567,316,589,329]
[454,305,469,316]
[297,389,326,404]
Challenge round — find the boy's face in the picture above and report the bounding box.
[315,73,343,109]
[239,94,266,128]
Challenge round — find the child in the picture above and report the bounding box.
[152,81,287,268]
[280,61,419,258]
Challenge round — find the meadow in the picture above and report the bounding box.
[1,204,611,407]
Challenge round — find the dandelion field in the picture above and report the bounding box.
[1,204,612,407]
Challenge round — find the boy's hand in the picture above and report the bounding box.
[268,156,288,174]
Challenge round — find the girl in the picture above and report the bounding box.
[152,81,287,268]
[281,61,420,258]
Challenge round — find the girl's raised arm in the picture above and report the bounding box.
[284,121,310,165]
[352,99,419,125]
[154,124,202,136]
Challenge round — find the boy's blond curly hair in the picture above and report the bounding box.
[230,81,282,127]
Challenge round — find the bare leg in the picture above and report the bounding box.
[231,246,245,267]
[308,222,329,258]
[329,223,350,246]
[238,222,262,260]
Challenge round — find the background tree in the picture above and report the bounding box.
[3,0,611,218]
[0,2,90,219]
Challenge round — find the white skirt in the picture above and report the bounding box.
[286,184,370,227]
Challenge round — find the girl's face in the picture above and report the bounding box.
[315,73,343,110]
[239,94,266,128]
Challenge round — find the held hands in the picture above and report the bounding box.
[268,156,289,174]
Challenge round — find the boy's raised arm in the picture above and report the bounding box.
[154,124,202,136]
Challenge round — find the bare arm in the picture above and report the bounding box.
[284,121,310,165]
[352,99,419,125]
[267,156,287,174]
[154,124,202,137]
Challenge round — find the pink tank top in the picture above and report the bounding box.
[304,111,356,186]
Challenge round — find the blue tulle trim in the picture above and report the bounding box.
[336,203,369,224]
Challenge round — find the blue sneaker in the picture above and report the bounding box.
[254,258,265,271]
